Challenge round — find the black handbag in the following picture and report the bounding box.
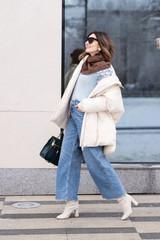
[40,129,64,166]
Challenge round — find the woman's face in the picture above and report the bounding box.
[85,33,100,56]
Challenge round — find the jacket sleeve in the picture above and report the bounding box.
[78,85,124,122]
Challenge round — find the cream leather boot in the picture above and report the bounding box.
[56,200,79,220]
[117,194,138,220]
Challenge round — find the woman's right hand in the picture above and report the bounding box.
[75,105,82,112]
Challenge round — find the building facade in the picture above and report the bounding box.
[0,0,160,195]
[0,0,62,194]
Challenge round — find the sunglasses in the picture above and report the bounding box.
[85,37,99,44]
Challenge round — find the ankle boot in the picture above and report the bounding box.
[56,200,79,220]
[117,194,138,220]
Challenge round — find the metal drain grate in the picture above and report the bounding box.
[12,202,40,209]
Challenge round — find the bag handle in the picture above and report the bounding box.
[57,128,64,139]
[60,128,64,134]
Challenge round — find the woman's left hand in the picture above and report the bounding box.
[75,105,82,112]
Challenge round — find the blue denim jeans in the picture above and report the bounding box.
[56,100,126,200]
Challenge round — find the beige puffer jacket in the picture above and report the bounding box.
[51,58,124,156]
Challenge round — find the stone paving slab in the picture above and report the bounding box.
[0,218,134,230]
[4,194,106,201]
[133,222,160,233]
[5,196,55,202]
[0,235,66,240]
[132,195,160,203]
[1,203,121,215]
[0,195,160,240]
[131,207,160,217]
[67,233,141,240]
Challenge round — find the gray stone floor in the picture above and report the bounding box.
[0,194,160,240]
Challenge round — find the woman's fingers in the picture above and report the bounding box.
[75,105,82,112]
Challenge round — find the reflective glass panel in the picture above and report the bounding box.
[63,0,160,163]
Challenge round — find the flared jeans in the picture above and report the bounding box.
[56,100,126,200]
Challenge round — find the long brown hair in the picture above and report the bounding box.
[79,31,114,63]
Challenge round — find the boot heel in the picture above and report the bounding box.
[74,209,79,218]
[131,197,138,206]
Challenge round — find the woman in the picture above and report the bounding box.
[51,31,138,221]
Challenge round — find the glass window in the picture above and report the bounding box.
[63,0,160,163]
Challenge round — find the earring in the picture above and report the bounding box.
[98,47,101,51]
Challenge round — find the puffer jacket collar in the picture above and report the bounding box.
[89,72,123,98]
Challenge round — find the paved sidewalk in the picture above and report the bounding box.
[0,194,160,240]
